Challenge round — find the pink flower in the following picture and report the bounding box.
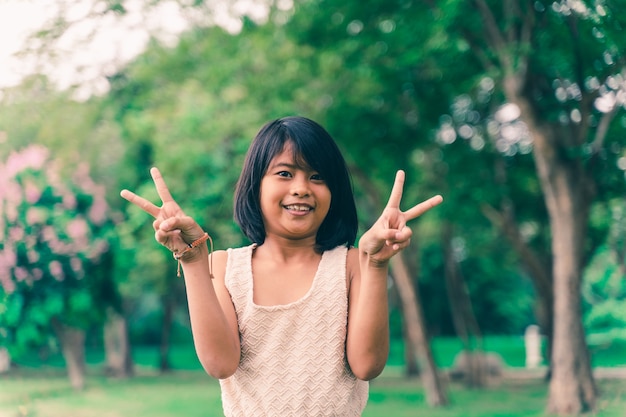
[32,268,43,281]
[0,172,10,202]
[42,226,58,243]
[70,257,83,273]
[4,181,22,207]
[26,207,46,225]
[88,240,110,260]
[9,226,24,242]
[27,250,40,264]
[74,163,96,190]
[24,180,41,204]
[62,193,77,210]
[71,257,85,280]
[5,145,49,177]
[67,218,89,242]
[1,144,114,288]
[14,267,28,282]
[49,260,64,281]
[0,247,16,269]
[0,276,16,294]
[89,194,108,225]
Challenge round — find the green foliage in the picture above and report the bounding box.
[106,23,302,305]
[584,199,626,339]
[1,0,625,354]
[0,145,117,355]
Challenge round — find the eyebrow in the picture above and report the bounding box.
[270,161,297,169]
[268,161,311,171]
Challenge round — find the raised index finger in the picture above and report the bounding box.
[120,189,160,218]
[150,167,175,204]
[403,195,444,222]
[386,170,406,209]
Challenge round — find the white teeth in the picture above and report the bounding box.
[285,205,311,211]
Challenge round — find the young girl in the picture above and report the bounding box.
[121,116,442,416]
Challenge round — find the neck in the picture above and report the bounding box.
[256,236,319,263]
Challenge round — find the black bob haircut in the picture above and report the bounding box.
[234,116,358,252]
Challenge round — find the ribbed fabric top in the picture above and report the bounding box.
[219,244,368,417]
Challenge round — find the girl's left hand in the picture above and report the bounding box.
[120,167,207,259]
[358,170,442,266]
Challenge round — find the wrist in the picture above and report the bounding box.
[360,251,389,270]
[177,244,208,263]
[173,232,214,278]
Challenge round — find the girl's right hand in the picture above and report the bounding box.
[358,170,442,266]
[120,167,207,260]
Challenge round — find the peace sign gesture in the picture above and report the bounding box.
[120,167,206,257]
[358,170,442,265]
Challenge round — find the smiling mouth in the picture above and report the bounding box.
[284,204,313,212]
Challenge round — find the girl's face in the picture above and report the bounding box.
[259,142,331,244]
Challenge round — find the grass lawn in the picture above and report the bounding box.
[2,336,625,416]
[1,366,625,417]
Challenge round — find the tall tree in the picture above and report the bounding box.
[0,144,116,389]
[423,1,626,413]
[0,77,134,378]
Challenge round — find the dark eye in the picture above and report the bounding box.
[310,173,324,181]
[277,171,292,177]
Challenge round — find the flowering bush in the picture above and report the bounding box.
[0,145,113,354]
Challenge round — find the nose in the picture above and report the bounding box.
[291,175,310,197]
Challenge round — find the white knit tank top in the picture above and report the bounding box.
[219,244,368,417]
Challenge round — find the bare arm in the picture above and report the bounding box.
[346,170,442,381]
[120,167,240,379]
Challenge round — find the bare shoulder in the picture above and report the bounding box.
[208,249,229,284]
[346,247,361,287]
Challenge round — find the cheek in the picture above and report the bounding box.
[259,192,274,215]
[321,189,332,214]
[258,179,273,204]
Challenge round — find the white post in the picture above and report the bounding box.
[524,325,543,369]
[0,347,10,373]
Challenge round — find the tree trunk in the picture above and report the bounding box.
[390,252,448,406]
[402,318,420,377]
[51,319,86,390]
[467,1,602,412]
[441,221,486,387]
[488,20,597,408]
[544,192,596,414]
[159,291,176,372]
[546,200,596,414]
[519,117,597,414]
[104,307,134,378]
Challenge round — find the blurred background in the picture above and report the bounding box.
[1,0,625,416]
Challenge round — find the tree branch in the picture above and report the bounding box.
[590,104,620,153]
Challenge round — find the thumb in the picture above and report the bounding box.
[161,216,204,239]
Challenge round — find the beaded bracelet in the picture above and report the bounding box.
[173,232,214,279]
